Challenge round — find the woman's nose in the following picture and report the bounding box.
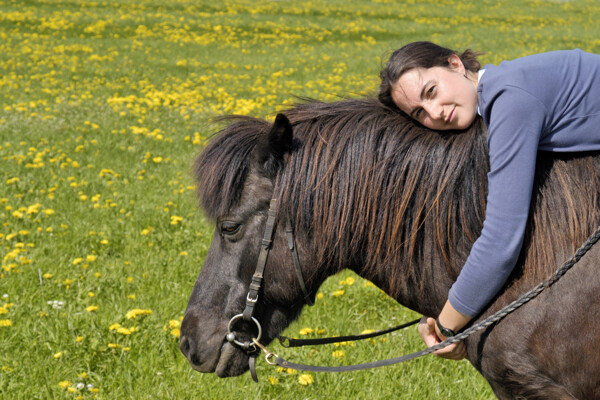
[424,102,444,120]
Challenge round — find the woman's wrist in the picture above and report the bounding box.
[436,300,472,339]
[435,318,457,339]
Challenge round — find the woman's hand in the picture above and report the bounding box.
[418,316,467,360]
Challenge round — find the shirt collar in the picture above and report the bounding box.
[476,69,485,116]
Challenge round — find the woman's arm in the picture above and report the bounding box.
[426,86,548,359]
[448,86,547,318]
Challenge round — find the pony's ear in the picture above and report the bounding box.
[253,113,293,178]
[267,113,293,160]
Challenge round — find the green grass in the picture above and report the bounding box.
[2,0,600,398]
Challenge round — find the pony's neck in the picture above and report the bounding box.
[354,254,459,317]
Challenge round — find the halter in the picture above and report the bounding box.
[225,198,314,380]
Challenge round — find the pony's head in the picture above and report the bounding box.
[179,114,318,377]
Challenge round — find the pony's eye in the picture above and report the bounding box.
[220,221,241,236]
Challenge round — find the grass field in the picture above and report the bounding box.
[2,0,600,398]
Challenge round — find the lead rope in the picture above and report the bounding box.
[251,225,600,374]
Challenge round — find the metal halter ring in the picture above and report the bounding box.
[226,314,262,349]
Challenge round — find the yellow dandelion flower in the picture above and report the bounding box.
[100,239,109,245]
[332,350,345,359]
[116,327,132,335]
[316,293,324,300]
[0,307,7,315]
[53,352,63,359]
[72,258,83,265]
[332,290,345,297]
[297,374,314,385]
[59,381,71,389]
[126,308,152,319]
[43,273,53,279]
[86,254,97,262]
[299,327,314,335]
[170,328,180,337]
[268,376,279,385]
[0,320,12,327]
[75,336,84,343]
[85,305,98,312]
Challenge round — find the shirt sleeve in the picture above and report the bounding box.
[448,86,548,317]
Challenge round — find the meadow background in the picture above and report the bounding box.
[1,0,600,398]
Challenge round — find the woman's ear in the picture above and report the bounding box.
[447,54,465,74]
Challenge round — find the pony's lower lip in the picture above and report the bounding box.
[215,341,236,376]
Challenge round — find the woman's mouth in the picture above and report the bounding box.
[446,106,455,124]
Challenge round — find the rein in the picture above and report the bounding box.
[226,197,600,379]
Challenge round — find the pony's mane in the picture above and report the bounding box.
[277,98,489,287]
[194,98,600,298]
[194,115,271,219]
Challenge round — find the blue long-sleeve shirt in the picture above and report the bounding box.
[448,49,600,317]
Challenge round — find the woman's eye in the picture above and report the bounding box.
[427,85,436,97]
[220,221,241,235]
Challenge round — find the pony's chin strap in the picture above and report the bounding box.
[249,355,258,382]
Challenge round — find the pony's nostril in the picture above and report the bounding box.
[180,335,204,366]
[179,335,191,357]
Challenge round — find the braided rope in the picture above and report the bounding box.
[428,225,600,353]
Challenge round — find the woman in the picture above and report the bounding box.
[379,41,600,360]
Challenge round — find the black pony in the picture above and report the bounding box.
[180,98,600,399]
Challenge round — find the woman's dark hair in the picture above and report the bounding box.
[379,41,482,110]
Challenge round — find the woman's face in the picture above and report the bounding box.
[391,55,478,131]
